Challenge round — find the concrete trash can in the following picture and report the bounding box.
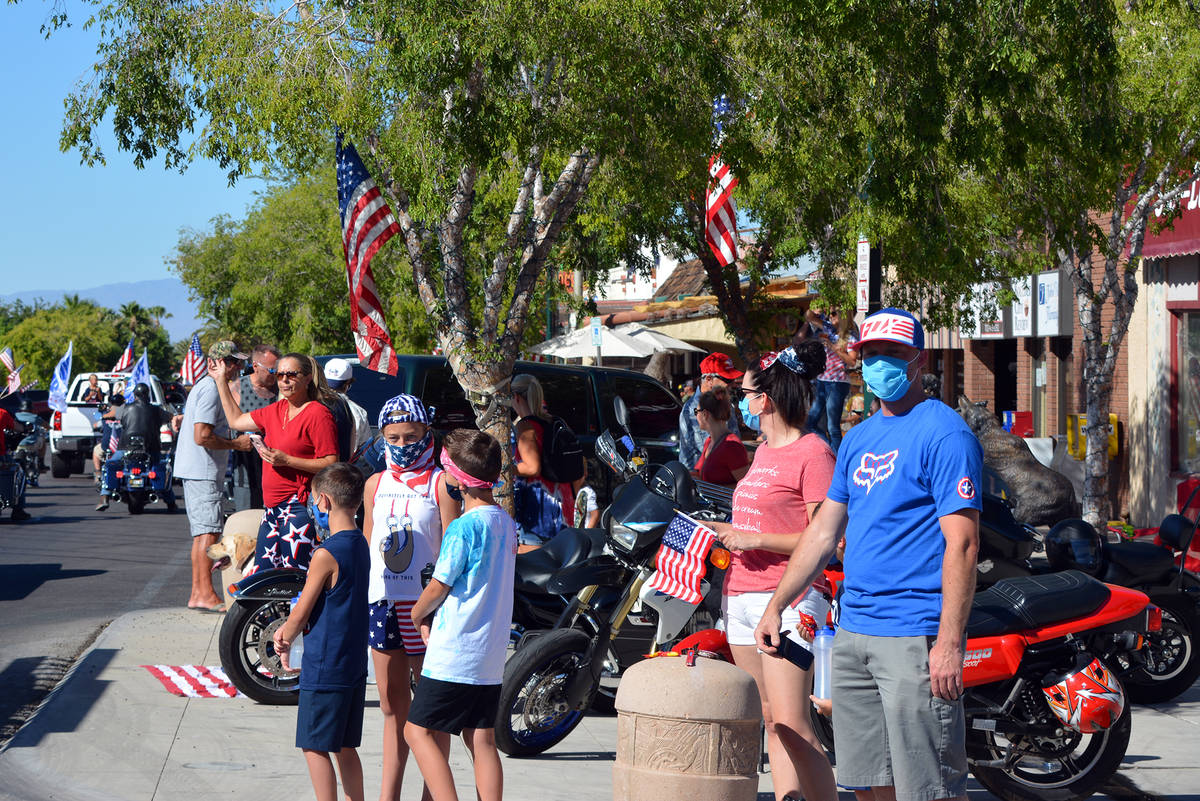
[613,655,761,801]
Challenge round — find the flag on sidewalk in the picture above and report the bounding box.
[48,342,73,413]
[180,333,205,386]
[646,513,717,604]
[705,96,739,267]
[336,134,400,376]
[112,338,135,372]
[128,350,150,393]
[142,665,244,698]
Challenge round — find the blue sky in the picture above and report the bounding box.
[1,2,261,294]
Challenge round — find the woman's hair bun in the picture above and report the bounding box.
[793,339,826,379]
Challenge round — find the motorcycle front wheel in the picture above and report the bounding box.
[969,704,1130,801]
[1125,594,1200,704]
[218,598,301,705]
[496,628,591,757]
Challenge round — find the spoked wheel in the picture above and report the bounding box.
[1125,595,1200,704]
[496,628,591,757]
[218,598,301,705]
[969,705,1130,801]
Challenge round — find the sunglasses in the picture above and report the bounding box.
[276,370,304,380]
[255,362,277,375]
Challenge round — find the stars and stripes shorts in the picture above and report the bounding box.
[368,599,426,656]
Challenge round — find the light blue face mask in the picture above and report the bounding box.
[862,354,919,402]
[307,495,330,535]
[738,396,761,431]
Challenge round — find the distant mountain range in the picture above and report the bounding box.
[1,278,205,342]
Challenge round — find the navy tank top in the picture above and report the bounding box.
[300,529,371,690]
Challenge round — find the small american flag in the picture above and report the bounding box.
[647,513,717,605]
[0,347,14,373]
[705,96,739,268]
[180,334,205,386]
[336,134,400,376]
[113,338,135,372]
[107,421,122,453]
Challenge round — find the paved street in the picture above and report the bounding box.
[0,471,194,744]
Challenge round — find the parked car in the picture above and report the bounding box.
[48,372,173,478]
[315,354,681,502]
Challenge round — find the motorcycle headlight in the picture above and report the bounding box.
[610,524,638,552]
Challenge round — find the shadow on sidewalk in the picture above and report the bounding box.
[3,648,115,750]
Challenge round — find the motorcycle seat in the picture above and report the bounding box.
[515,527,598,594]
[1101,540,1176,585]
[967,570,1110,638]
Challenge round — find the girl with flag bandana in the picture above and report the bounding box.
[362,394,460,801]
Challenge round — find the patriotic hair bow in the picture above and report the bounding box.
[759,346,811,377]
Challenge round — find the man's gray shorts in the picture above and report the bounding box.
[831,628,967,801]
[182,479,223,538]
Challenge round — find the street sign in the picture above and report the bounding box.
[590,317,603,347]
[856,237,871,313]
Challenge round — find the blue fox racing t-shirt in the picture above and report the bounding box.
[827,399,982,636]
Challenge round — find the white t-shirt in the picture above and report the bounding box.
[173,376,229,481]
[344,395,370,453]
[422,505,518,685]
[368,468,443,603]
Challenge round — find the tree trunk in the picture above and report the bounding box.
[446,355,518,515]
[643,351,672,385]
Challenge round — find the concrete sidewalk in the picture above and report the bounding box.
[0,608,1196,801]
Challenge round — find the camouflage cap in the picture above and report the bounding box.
[208,340,249,361]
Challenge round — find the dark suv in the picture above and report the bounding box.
[316,354,682,501]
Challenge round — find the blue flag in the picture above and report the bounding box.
[127,350,150,396]
[48,341,73,413]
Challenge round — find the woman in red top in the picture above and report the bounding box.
[211,353,339,572]
[691,388,749,487]
[510,373,575,553]
[710,339,837,801]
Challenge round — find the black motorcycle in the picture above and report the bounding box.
[976,490,1200,704]
[0,430,28,520]
[219,567,307,704]
[494,408,729,757]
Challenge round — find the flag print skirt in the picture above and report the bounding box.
[250,495,317,574]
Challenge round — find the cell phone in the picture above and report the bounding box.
[775,629,815,670]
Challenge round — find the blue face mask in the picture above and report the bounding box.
[862,354,917,402]
[384,431,432,470]
[307,494,330,535]
[738,396,761,431]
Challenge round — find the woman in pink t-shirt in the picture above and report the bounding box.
[713,339,837,801]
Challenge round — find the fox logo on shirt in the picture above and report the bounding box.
[852,450,899,494]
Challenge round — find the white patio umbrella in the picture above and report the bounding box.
[527,325,658,359]
[613,323,705,354]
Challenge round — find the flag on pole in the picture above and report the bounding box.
[180,334,205,386]
[705,96,739,267]
[336,133,400,376]
[0,347,14,373]
[113,338,135,372]
[48,342,73,413]
[6,369,21,395]
[128,350,150,394]
[646,513,718,604]
[107,421,122,453]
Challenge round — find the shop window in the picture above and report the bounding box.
[1178,312,1200,472]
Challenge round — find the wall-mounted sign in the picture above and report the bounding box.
[1037,271,1061,337]
[1011,276,1034,338]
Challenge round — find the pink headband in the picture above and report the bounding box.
[440,450,494,489]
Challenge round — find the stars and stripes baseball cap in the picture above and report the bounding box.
[849,307,925,351]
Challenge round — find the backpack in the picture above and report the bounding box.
[539,416,585,484]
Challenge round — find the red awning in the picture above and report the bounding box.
[1143,179,1200,259]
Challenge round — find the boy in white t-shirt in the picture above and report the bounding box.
[405,429,517,801]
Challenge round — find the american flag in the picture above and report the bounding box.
[705,96,739,267]
[646,513,717,605]
[859,312,917,346]
[113,338,135,372]
[336,134,400,376]
[180,334,205,385]
[0,347,14,373]
[107,421,122,453]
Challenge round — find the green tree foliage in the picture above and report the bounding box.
[170,171,436,355]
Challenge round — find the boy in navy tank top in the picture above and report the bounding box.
[274,462,371,801]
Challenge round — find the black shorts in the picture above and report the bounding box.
[296,685,366,752]
[407,677,501,735]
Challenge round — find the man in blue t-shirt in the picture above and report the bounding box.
[751,307,981,801]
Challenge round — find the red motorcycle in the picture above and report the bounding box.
[670,569,1158,801]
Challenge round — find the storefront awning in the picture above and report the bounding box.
[1143,179,1200,259]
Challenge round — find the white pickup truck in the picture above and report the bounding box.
[49,372,174,478]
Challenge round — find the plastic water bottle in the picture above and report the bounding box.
[812,627,835,700]
[366,647,376,685]
[287,597,304,672]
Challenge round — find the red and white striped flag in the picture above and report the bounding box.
[112,338,135,372]
[0,347,14,373]
[336,135,400,376]
[142,665,244,698]
[180,334,205,385]
[705,156,739,267]
[647,513,717,604]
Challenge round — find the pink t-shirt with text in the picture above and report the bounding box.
[726,432,835,595]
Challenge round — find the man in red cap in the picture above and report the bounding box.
[679,352,743,469]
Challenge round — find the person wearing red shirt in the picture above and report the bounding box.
[691,388,749,487]
[211,353,339,573]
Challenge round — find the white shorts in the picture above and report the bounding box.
[720,588,831,648]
